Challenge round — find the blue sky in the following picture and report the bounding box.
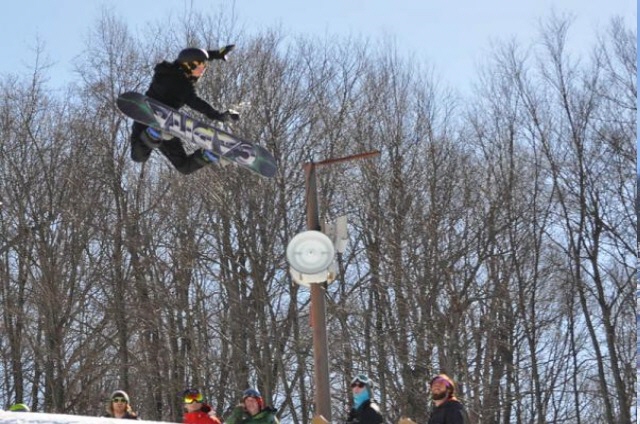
[0,0,635,94]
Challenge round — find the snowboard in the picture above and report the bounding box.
[117,91,277,178]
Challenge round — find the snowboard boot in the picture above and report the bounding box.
[140,127,163,149]
[195,149,219,166]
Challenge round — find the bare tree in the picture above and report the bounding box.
[0,9,634,424]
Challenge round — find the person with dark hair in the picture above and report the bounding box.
[346,374,383,424]
[130,45,239,174]
[225,388,279,424]
[104,390,139,419]
[182,388,222,424]
[426,374,469,424]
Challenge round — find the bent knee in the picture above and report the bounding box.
[174,165,199,175]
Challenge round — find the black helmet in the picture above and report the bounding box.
[176,48,209,63]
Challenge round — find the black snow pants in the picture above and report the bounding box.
[130,121,206,175]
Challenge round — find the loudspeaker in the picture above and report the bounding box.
[286,231,335,275]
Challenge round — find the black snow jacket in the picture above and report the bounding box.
[427,399,469,424]
[145,61,225,121]
[346,400,383,424]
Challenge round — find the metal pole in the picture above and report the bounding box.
[304,162,332,421]
[302,151,380,422]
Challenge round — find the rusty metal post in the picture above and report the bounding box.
[304,162,332,421]
[302,151,380,422]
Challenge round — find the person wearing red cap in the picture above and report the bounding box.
[225,388,279,424]
[426,374,469,424]
[182,388,222,424]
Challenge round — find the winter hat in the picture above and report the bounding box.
[110,390,130,403]
[9,403,30,412]
[242,388,264,410]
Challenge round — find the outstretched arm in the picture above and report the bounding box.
[186,94,226,121]
[179,80,223,120]
[208,44,235,61]
[184,80,239,122]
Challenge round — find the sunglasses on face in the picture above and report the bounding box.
[112,397,128,404]
[351,382,366,388]
[183,392,204,404]
[188,61,207,70]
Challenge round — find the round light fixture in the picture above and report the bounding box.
[286,231,336,274]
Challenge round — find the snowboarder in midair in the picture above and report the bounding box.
[130,45,238,174]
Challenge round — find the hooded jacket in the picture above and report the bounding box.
[183,403,222,424]
[225,405,279,424]
[346,399,383,424]
[145,61,224,121]
[427,398,469,424]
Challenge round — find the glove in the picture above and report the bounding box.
[221,109,240,122]
[208,44,235,61]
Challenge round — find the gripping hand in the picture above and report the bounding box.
[221,109,240,122]
[208,44,236,61]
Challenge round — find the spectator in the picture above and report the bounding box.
[105,390,139,419]
[346,374,383,424]
[182,388,222,424]
[225,388,279,424]
[426,374,469,424]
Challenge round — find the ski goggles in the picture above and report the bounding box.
[350,374,371,388]
[111,397,128,404]
[183,391,204,404]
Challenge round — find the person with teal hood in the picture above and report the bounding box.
[225,388,279,424]
[346,374,383,424]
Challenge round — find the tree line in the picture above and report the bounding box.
[0,10,635,424]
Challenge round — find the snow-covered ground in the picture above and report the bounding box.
[0,411,170,424]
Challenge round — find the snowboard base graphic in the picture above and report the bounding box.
[117,91,276,178]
